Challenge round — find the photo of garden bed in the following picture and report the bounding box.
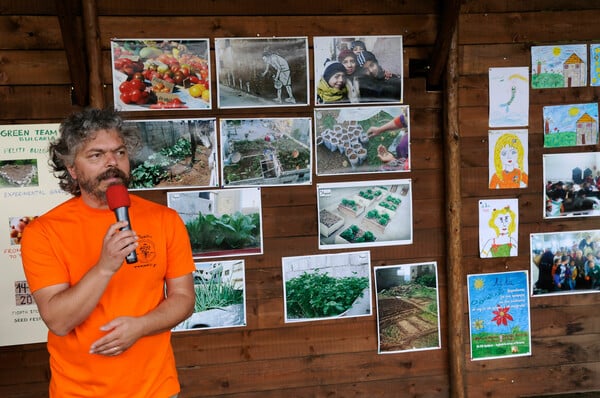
[316,179,413,249]
[221,118,312,186]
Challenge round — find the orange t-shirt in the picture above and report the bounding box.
[489,169,528,189]
[21,195,195,398]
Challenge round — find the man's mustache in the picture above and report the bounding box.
[97,167,128,183]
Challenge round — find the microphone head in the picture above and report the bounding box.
[106,184,130,210]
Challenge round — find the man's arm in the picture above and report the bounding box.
[89,273,195,356]
[31,220,138,336]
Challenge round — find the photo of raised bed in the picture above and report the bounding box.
[220,118,312,187]
[314,105,409,176]
[317,179,412,249]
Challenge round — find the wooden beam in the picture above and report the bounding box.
[444,27,466,398]
[427,0,462,89]
[54,0,89,107]
[81,0,104,108]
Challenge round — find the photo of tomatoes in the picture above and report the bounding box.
[111,39,212,111]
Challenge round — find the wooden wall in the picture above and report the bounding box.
[0,1,599,397]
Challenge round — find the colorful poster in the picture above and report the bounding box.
[531,44,588,88]
[374,262,441,354]
[173,259,246,331]
[0,124,71,346]
[590,44,600,86]
[488,67,529,128]
[467,271,532,361]
[542,103,599,148]
[488,129,529,189]
[479,198,519,258]
[215,37,309,109]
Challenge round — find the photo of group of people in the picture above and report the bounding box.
[530,229,600,296]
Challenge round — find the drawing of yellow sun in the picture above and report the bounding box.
[473,319,485,330]
[473,278,484,290]
[552,47,561,56]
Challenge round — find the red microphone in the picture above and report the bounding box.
[106,184,138,264]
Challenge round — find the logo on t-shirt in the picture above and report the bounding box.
[137,235,157,262]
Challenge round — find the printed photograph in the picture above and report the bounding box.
[530,230,600,296]
[173,260,246,331]
[8,216,37,245]
[542,102,598,148]
[220,118,312,187]
[488,129,528,189]
[111,39,211,111]
[531,44,587,89]
[544,152,600,218]
[313,35,403,105]
[317,179,412,249]
[488,67,529,128]
[0,159,39,188]
[126,118,218,190]
[374,262,441,354]
[282,251,372,323]
[315,106,409,175]
[167,188,263,259]
[215,37,309,108]
[468,271,531,360]
[479,198,519,258]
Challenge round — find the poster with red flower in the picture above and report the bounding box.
[467,270,532,360]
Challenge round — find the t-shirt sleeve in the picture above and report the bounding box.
[165,208,195,279]
[21,218,70,293]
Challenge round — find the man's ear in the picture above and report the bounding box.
[66,165,77,180]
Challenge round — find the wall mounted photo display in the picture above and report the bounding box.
[173,259,246,332]
[488,67,529,128]
[590,44,600,86]
[467,270,532,360]
[478,198,519,258]
[542,102,599,148]
[488,129,529,189]
[531,43,587,89]
[374,262,441,354]
[530,229,600,297]
[166,187,263,259]
[316,179,413,250]
[543,152,600,219]
[219,117,312,187]
[282,251,372,323]
[314,106,410,175]
[0,123,72,347]
[313,35,403,106]
[215,37,309,109]
[111,38,211,111]
[125,118,218,190]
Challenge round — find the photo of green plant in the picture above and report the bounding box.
[282,251,372,323]
[317,179,412,249]
[173,260,246,332]
[126,118,219,190]
[167,187,263,259]
[374,262,441,354]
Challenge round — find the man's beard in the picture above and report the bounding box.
[78,167,130,203]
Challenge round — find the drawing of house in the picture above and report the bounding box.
[576,112,597,145]
[563,53,586,87]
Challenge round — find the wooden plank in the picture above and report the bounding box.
[0,16,62,50]
[0,51,70,85]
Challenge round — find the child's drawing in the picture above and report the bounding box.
[591,44,600,86]
[543,103,598,148]
[479,198,519,258]
[489,67,529,127]
[488,129,528,189]
[531,44,587,88]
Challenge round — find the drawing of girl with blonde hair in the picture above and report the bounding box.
[489,132,528,189]
[480,206,518,258]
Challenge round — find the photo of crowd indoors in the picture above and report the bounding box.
[543,153,600,218]
[531,231,600,296]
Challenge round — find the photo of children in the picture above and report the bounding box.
[314,36,403,105]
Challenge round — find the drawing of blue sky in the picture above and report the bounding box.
[542,102,598,133]
[591,44,600,86]
[531,44,587,74]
